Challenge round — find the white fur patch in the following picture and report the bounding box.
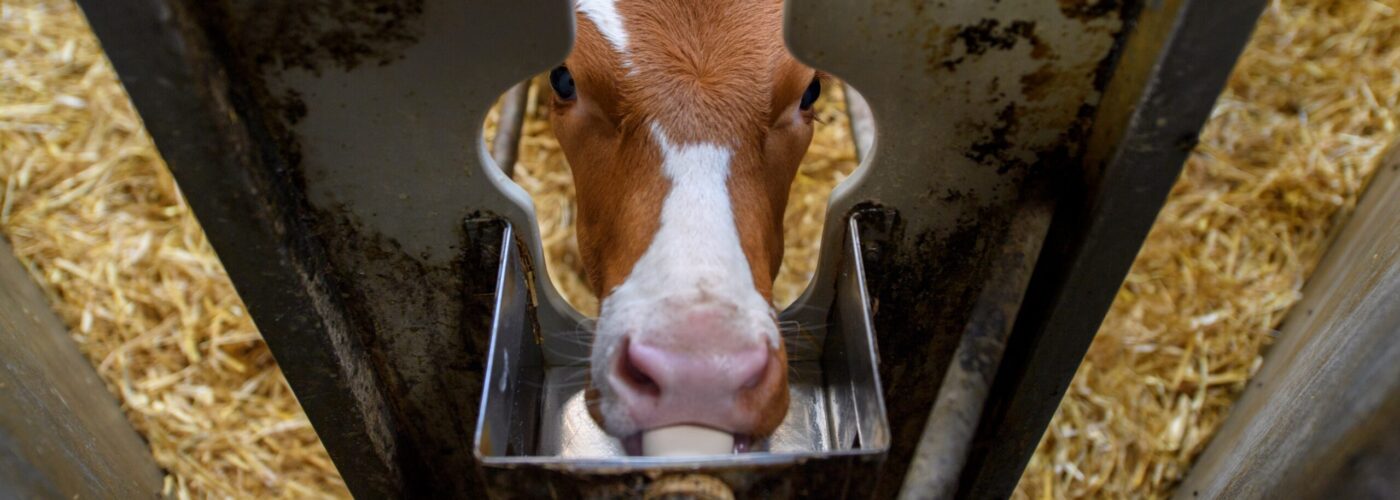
[589,124,779,435]
[575,0,632,68]
[607,124,777,346]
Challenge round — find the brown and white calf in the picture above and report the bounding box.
[548,0,823,450]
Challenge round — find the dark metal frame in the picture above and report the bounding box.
[74,0,408,495]
[1,238,164,498]
[72,0,1264,497]
[956,1,1268,497]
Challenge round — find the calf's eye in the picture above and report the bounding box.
[799,77,821,111]
[550,66,577,100]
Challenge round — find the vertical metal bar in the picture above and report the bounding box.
[784,5,1143,495]
[491,81,532,178]
[897,189,1053,500]
[0,238,165,498]
[957,1,1268,497]
[78,0,573,495]
[72,0,406,496]
[843,85,875,163]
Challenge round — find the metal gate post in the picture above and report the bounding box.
[75,0,572,497]
[1,238,164,498]
[74,0,403,495]
[956,1,1267,497]
[781,1,1256,496]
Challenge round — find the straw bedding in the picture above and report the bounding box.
[0,0,1393,498]
[1015,1,1399,497]
[1,1,347,497]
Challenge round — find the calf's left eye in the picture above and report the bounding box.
[799,78,821,111]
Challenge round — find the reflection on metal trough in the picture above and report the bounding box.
[475,220,887,484]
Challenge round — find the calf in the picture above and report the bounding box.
[548,0,823,452]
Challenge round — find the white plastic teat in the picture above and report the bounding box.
[641,425,735,456]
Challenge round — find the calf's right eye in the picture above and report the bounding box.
[550,66,577,101]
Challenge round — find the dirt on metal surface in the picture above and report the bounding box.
[190,1,504,496]
[1058,0,1124,22]
[207,0,425,74]
[839,4,1134,495]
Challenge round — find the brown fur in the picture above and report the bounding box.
[555,0,816,438]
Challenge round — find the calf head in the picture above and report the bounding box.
[548,0,822,447]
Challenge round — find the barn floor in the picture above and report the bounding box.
[1,0,1396,498]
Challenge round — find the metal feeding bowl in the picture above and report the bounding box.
[474,219,889,497]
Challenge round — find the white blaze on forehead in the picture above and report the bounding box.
[588,124,778,435]
[596,123,778,347]
[575,0,632,68]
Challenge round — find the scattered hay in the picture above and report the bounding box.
[1,0,1395,497]
[1014,0,1400,497]
[0,1,347,498]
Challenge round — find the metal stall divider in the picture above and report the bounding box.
[76,0,1263,497]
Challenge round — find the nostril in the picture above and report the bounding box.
[738,348,771,390]
[620,337,774,400]
[618,339,661,397]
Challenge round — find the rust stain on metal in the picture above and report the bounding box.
[1030,35,1056,61]
[1020,64,1058,102]
[936,19,1044,72]
[924,3,1132,178]
[956,19,1037,56]
[964,103,1023,174]
[1059,0,1124,22]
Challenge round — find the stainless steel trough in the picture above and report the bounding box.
[474,219,888,496]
